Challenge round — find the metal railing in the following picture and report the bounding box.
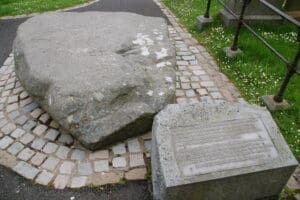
[202,0,300,103]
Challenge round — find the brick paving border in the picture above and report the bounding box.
[0,1,298,194]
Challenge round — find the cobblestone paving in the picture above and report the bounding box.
[0,0,298,194]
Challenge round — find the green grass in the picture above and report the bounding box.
[163,0,300,160]
[0,0,92,17]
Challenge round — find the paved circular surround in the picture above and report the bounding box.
[0,3,242,189]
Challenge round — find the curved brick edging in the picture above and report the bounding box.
[0,9,242,188]
[0,0,100,20]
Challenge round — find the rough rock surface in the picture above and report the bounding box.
[13,12,175,150]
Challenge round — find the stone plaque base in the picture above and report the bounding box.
[260,95,290,111]
[151,103,298,200]
[224,47,243,58]
[196,15,213,31]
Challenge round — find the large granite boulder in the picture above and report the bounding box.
[13,12,176,150]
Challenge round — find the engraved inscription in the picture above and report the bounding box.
[171,118,278,177]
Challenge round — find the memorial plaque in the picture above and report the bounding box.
[173,118,278,176]
[152,103,298,200]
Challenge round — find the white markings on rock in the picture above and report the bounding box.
[67,115,73,123]
[165,76,173,83]
[93,92,104,101]
[156,61,172,68]
[158,92,165,96]
[147,90,154,96]
[132,33,154,46]
[132,33,155,56]
[141,46,150,56]
[155,48,168,60]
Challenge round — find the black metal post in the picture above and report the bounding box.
[204,0,212,18]
[231,0,250,51]
[273,47,300,102]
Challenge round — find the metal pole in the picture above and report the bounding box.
[231,0,250,51]
[273,47,300,102]
[204,0,212,18]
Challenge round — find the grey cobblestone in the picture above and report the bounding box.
[30,152,47,166]
[196,88,208,96]
[23,102,39,113]
[31,108,43,119]
[17,148,35,161]
[200,81,215,87]
[58,133,73,145]
[70,176,87,188]
[175,90,185,97]
[44,129,59,141]
[127,138,141,153]
[70,149,85,161]
[94,160,109,172]
[56,146,70,159]
[89,150,109,160]
[49,120,60,129]
[78,162,93,175]
[42,142,58,154]
[211,92,224,99]
[13,161,39,180]
[20,133,35,144]
[59,161,75,174]
[0,118,8,128]
[1,123,16,135]
[0,136,14,149]
[7,142,24,155]
[129,153,145,167]
[53,175,69,189]
[112,157,127,168]
[39,113,50,123]
[112,143,126,155]
[35,170,54,185]
[33,124,47,136]
[8,110,20,120]
[185,89,196,97]
[31,138,46,150]
[20,91,29,99]
[23,120,37,131]
[10,128,25,138]
[41,156,60,171]
[199,75,211,81]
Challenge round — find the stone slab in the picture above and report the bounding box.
[151,102,298,200]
